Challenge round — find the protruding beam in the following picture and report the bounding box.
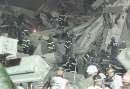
[0,64,17,89]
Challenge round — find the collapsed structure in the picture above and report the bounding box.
[0,0,130,89]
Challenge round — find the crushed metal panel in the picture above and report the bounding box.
[0,0,44,11]
[0,36,18,55]
[42,52,63,65]
[117,48,130,70]
[33,43,43,55]
[91,0,104,9]
[103,6,123,14]
[6,55,51,83]
[76,16,103,54]
[104,9,128,49]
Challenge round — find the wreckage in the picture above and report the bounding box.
[0,0,130,89]
[0,64,17,89]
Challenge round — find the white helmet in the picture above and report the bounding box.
[86,65,98,74]
[99,73,106,79]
